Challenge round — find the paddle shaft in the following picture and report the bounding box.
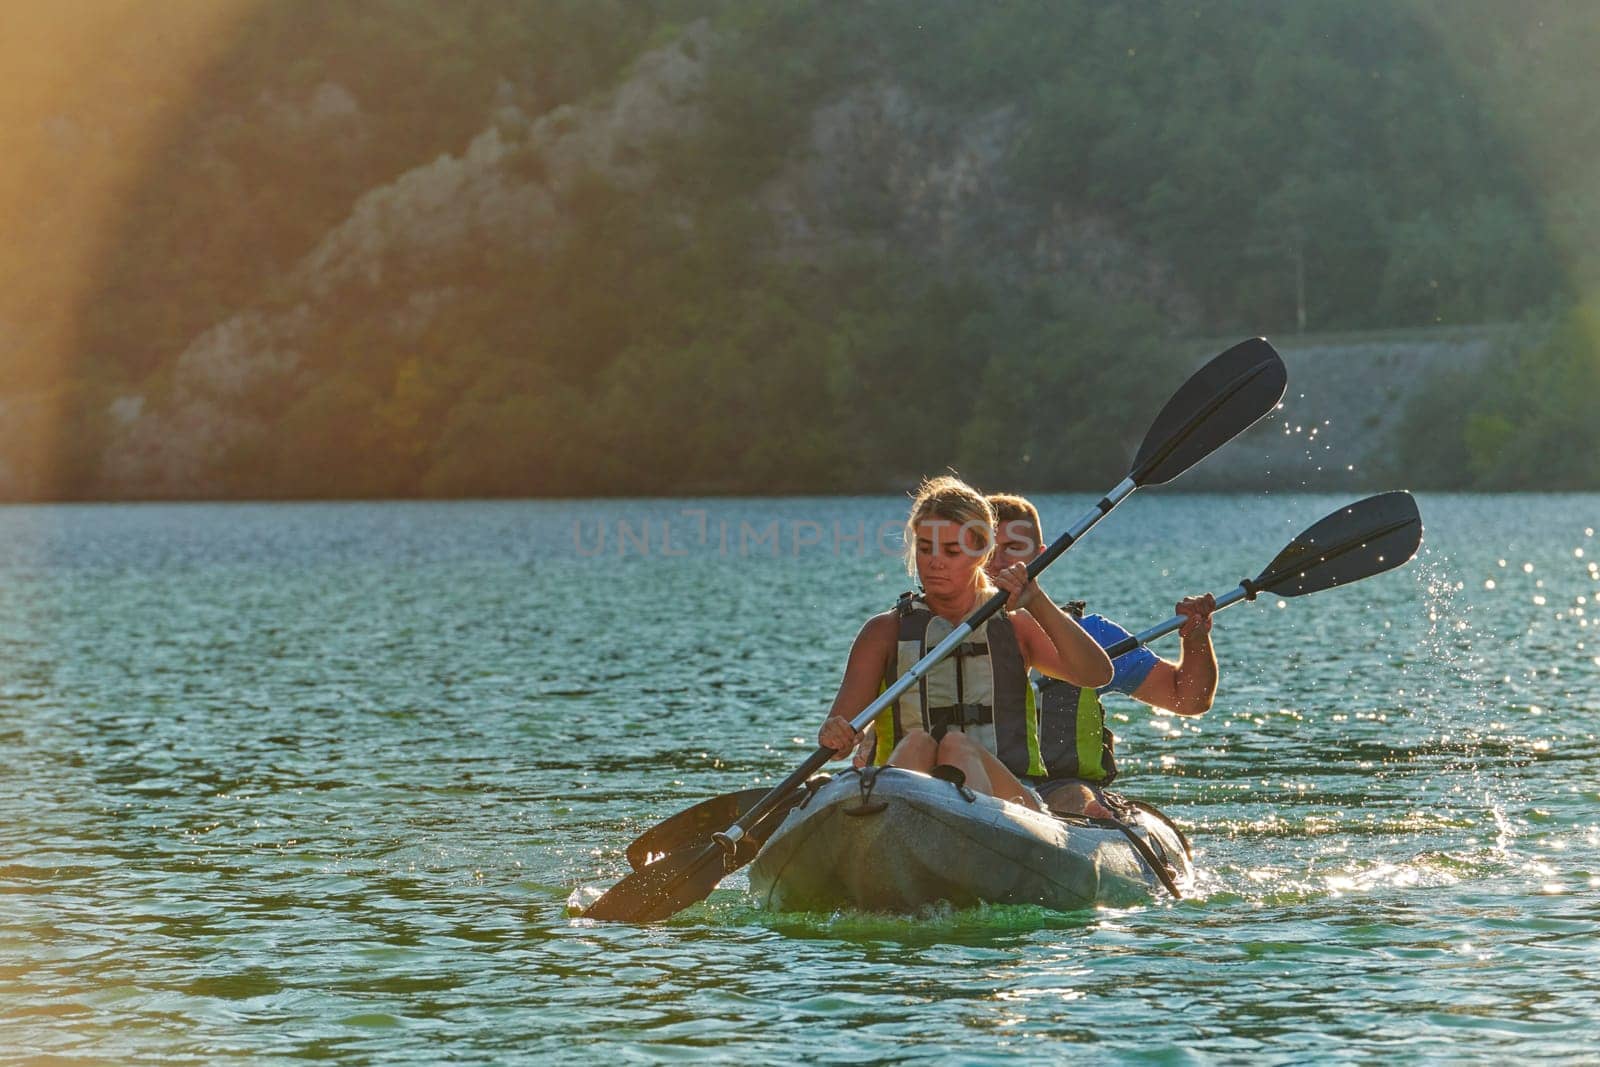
[1101,583,1252,659]
[713,477,1139,851]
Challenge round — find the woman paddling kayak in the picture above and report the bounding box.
[816,475,1113,810]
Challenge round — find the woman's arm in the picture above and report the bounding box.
[817,613,897,759]
[993,564,1113,688]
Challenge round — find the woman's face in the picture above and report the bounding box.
[913,517,990,597]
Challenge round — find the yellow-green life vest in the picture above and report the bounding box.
[1030,602,1117,783]
[1031,674,1117,783]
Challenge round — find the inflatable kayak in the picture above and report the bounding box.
[747,767,1192,913]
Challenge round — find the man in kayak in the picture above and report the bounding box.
[986,492,1217,818]
[816,475,1113,810]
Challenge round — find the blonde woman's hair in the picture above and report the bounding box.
[904,474,995,579]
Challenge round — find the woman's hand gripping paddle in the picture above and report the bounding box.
[582,338,1287,922]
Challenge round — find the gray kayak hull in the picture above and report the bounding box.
[746,768,1192,913]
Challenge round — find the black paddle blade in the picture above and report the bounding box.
[591,783,817,921]
[583,841,729,923]
[627,785,813,871]
[626,788,770,870]
[1254,491,1423,598]
[1131,339,1287,486]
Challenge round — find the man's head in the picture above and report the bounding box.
[987,493,1043,576]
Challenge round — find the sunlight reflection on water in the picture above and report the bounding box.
[2,494,1598,1062]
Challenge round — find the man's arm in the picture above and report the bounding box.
[1128,594,1217,716]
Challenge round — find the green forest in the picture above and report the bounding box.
[32,0,1600,496]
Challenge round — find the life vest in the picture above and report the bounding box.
[870,591,1040,776]
[1030,601,1118,784]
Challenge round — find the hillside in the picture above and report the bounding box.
[2,1,1597,499]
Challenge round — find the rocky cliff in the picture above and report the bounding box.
[100,26,717,496]
[91,22,1210,497]
[0,8,1557,499]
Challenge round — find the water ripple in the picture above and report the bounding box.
[3,496,1598,1062]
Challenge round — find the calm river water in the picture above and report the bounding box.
[2,494,1597,1063]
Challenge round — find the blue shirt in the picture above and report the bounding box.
[1077,613,1158,697]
